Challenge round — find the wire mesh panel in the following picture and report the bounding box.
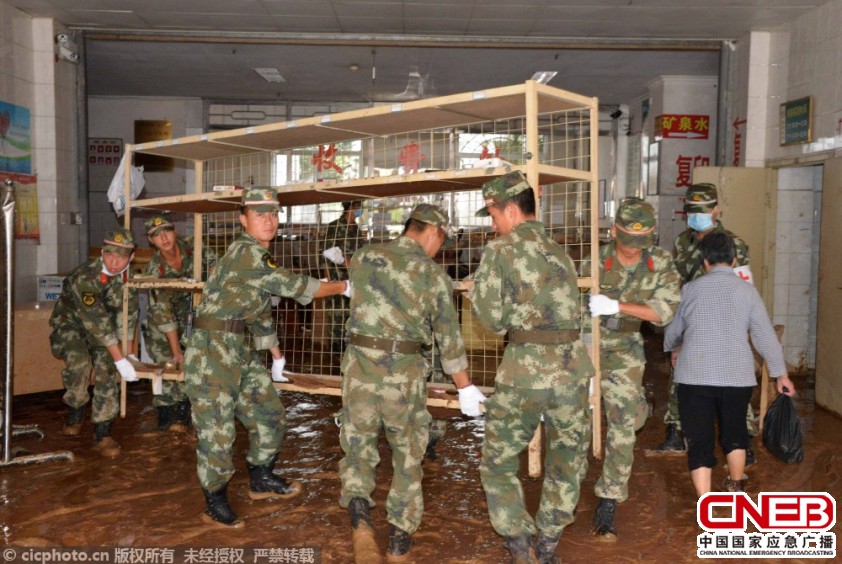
[130,83,598,394]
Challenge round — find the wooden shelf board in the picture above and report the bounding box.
[132,83,595,162]
[127,279,205,290]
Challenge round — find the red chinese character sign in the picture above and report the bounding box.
[398,142,426,174]
[675,155,710,188]
[656,114,710,139]
[312,144,343,176]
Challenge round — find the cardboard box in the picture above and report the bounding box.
[37,274,67,302]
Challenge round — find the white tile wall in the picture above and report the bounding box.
[772,166,822,370]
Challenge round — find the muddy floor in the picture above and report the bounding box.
[2,332,841,563]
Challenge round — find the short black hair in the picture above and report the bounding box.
[342,200,362,211]
[402,218,430,235]
[498,187,536,216]
[700,231,736,266]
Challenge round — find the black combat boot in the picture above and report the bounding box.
[349,498,381,564]
[247,457,303,500]
[504,534,538,564]
[202,485,243,528]
[175,399,192,426]
[60,405,85,436]
[156,405,175,431]
[425,436,440,461]
[654,424,685,453]
[535,533,561,564]
[92,420,121,458]
[592,498,618,539]
[386,525,413,562]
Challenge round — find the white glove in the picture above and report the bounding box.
[457,385,487,417]
[342,280,352,298]
[271,356,289,383]
[115,358,138,382]
[323,246,345,265]
[589,294,620,317]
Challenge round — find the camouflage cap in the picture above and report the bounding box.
[143,214,174,236]
[475,170,532,217]
[103,228,135,255]
[614,198,655,249]
[615,198,656,232]
[684,183,718,213]
[409,203,454,249]
[242,186,280,213]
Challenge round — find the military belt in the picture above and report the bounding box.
[193,316,246,334]
[349,334,423,354]
[508,329,580,344]
[602,317,642,333]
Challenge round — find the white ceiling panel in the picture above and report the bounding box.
[3,0,829,107]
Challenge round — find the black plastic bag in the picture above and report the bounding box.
[762,394,804,463]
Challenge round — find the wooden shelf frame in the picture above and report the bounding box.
[119,80,604,459]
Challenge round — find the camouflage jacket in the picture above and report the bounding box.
[673,221,749,284]
[145,237,216,336]
[324,216,362,280]
[347,235,468,375]
[195,232,320,351]
[582,242,681,369]
[49,258,138,348]
[472,221,592,389]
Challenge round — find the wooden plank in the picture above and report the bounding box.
[133,83,591,161]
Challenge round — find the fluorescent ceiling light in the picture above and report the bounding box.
[253,68,286,83]
[531,71,558,85]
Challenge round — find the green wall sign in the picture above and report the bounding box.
[779,96,812,146]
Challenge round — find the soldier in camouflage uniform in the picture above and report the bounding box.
[323,200,363,357]
[472,171,593,564]
[184,186,350,529]
[582,198,680,539]
[49,228,140,458]
[338,203,485,563]
[143,214,216,432]
[656,183,755,461]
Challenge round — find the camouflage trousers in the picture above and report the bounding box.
[338,347,432,534]
[326,294,350,353]
[480,380,591,539]
[427,364,447,442]
[184,329,285,492]
[664,368,756,437]
[49,324,119,424]
[595,365,648,502]
[144,324,187,407]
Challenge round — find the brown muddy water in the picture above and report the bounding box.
[2,334,840,563]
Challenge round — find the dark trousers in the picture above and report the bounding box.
[677,384,753,471]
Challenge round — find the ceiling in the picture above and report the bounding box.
[7,0,829,106]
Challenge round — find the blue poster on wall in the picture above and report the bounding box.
[0,101,32,174]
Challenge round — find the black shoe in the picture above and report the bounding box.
[387,525,413,561]
[504,534,537,564]
[592,498,618,537]
[536,533,561,564]
[654,424,685,453]
[156,405,175,431]
[348,497,372,529]
[745,445,756,467]
[175,399,192,426]
[425,436,440,461]
[247,457,303,500]
[202,485,243,528]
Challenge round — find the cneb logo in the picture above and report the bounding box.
[698,492,836,532]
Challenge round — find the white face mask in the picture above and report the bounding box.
[101,254,133,277]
